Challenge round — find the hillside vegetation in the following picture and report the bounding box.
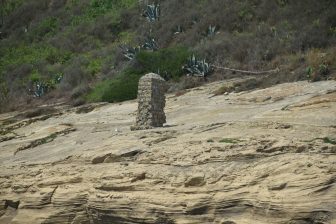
[0,0,336,112]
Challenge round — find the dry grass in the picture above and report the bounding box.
[306,47,336,81]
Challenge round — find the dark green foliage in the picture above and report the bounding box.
[87,69,143,103]
[89,0,136,17]
[87,58,103,76]
[136,46,190,80]
[0,44,71,73]
[69,0,137,25]
[31,17,59,40]
[101,72,140,102]
[0,0,24,26]
[323,137,336,145]
[88,46,190,102]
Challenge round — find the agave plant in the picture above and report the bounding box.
[29,74,63,97]
[30,81,48,98]
[192,16,199,24]
[207,25,219,37]
[54,73,63,83]
[120,36,158,60]
[120,45,142,60]
[142,4,160,22]
[173,25,183,35]
[142,36,158,51]
[183,55,213,77]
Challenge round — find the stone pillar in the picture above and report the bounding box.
[132,73,167,130]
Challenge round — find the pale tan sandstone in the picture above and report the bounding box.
[0,79,335,224]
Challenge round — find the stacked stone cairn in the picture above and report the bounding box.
[131,73,167,130]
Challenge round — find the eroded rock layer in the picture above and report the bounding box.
[0,80,335,224]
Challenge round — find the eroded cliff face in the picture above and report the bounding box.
[0,79,335,224]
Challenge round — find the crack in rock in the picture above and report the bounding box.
[14,127,76,155]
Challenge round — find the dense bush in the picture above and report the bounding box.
[31,17,60,40]
[0,43,71,74]
[136,46,190,80]
[87,46,190,102]
[87,68,142,103]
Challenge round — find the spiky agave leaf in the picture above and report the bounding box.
[173,25,183,34]
[142,4,160,22]
[183,55,213,77]
[120,45,142,60]
[142,36,158,51]
[207,25,218,37]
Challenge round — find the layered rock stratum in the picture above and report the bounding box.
[0,79,335,224]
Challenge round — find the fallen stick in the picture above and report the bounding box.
[212,65,280,75]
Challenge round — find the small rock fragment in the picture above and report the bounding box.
[184,174,205,187]
[268,183,287,191]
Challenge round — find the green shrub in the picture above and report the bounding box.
[1,0,24,18]
[87,58,103,76]
[70,0,137,26]
[87,46,190,103]
[33,17,59,39]
[118,31,136,45]
[136,46,190,80]
[87,68,143,103]
[0,44,72,75]
[89,0,137,18]
[29,69,41,82]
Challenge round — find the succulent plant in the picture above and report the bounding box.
[207,25,219,37]
[192,16,200,24]
[142,4,160,22]
[142,36,158,51]
[120,45,142,60]
[29,81,50,98]
[54,73,63,83]
[173,25,183,35]
[183,55,213,77]
[120,36,158,60]
[29,74,63,97]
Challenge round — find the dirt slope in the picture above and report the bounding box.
[0,79,335,224]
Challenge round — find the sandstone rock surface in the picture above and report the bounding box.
[0,79,335,224]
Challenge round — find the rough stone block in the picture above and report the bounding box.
[131,73,167,130]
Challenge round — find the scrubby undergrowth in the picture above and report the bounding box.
[0,0,335,112]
